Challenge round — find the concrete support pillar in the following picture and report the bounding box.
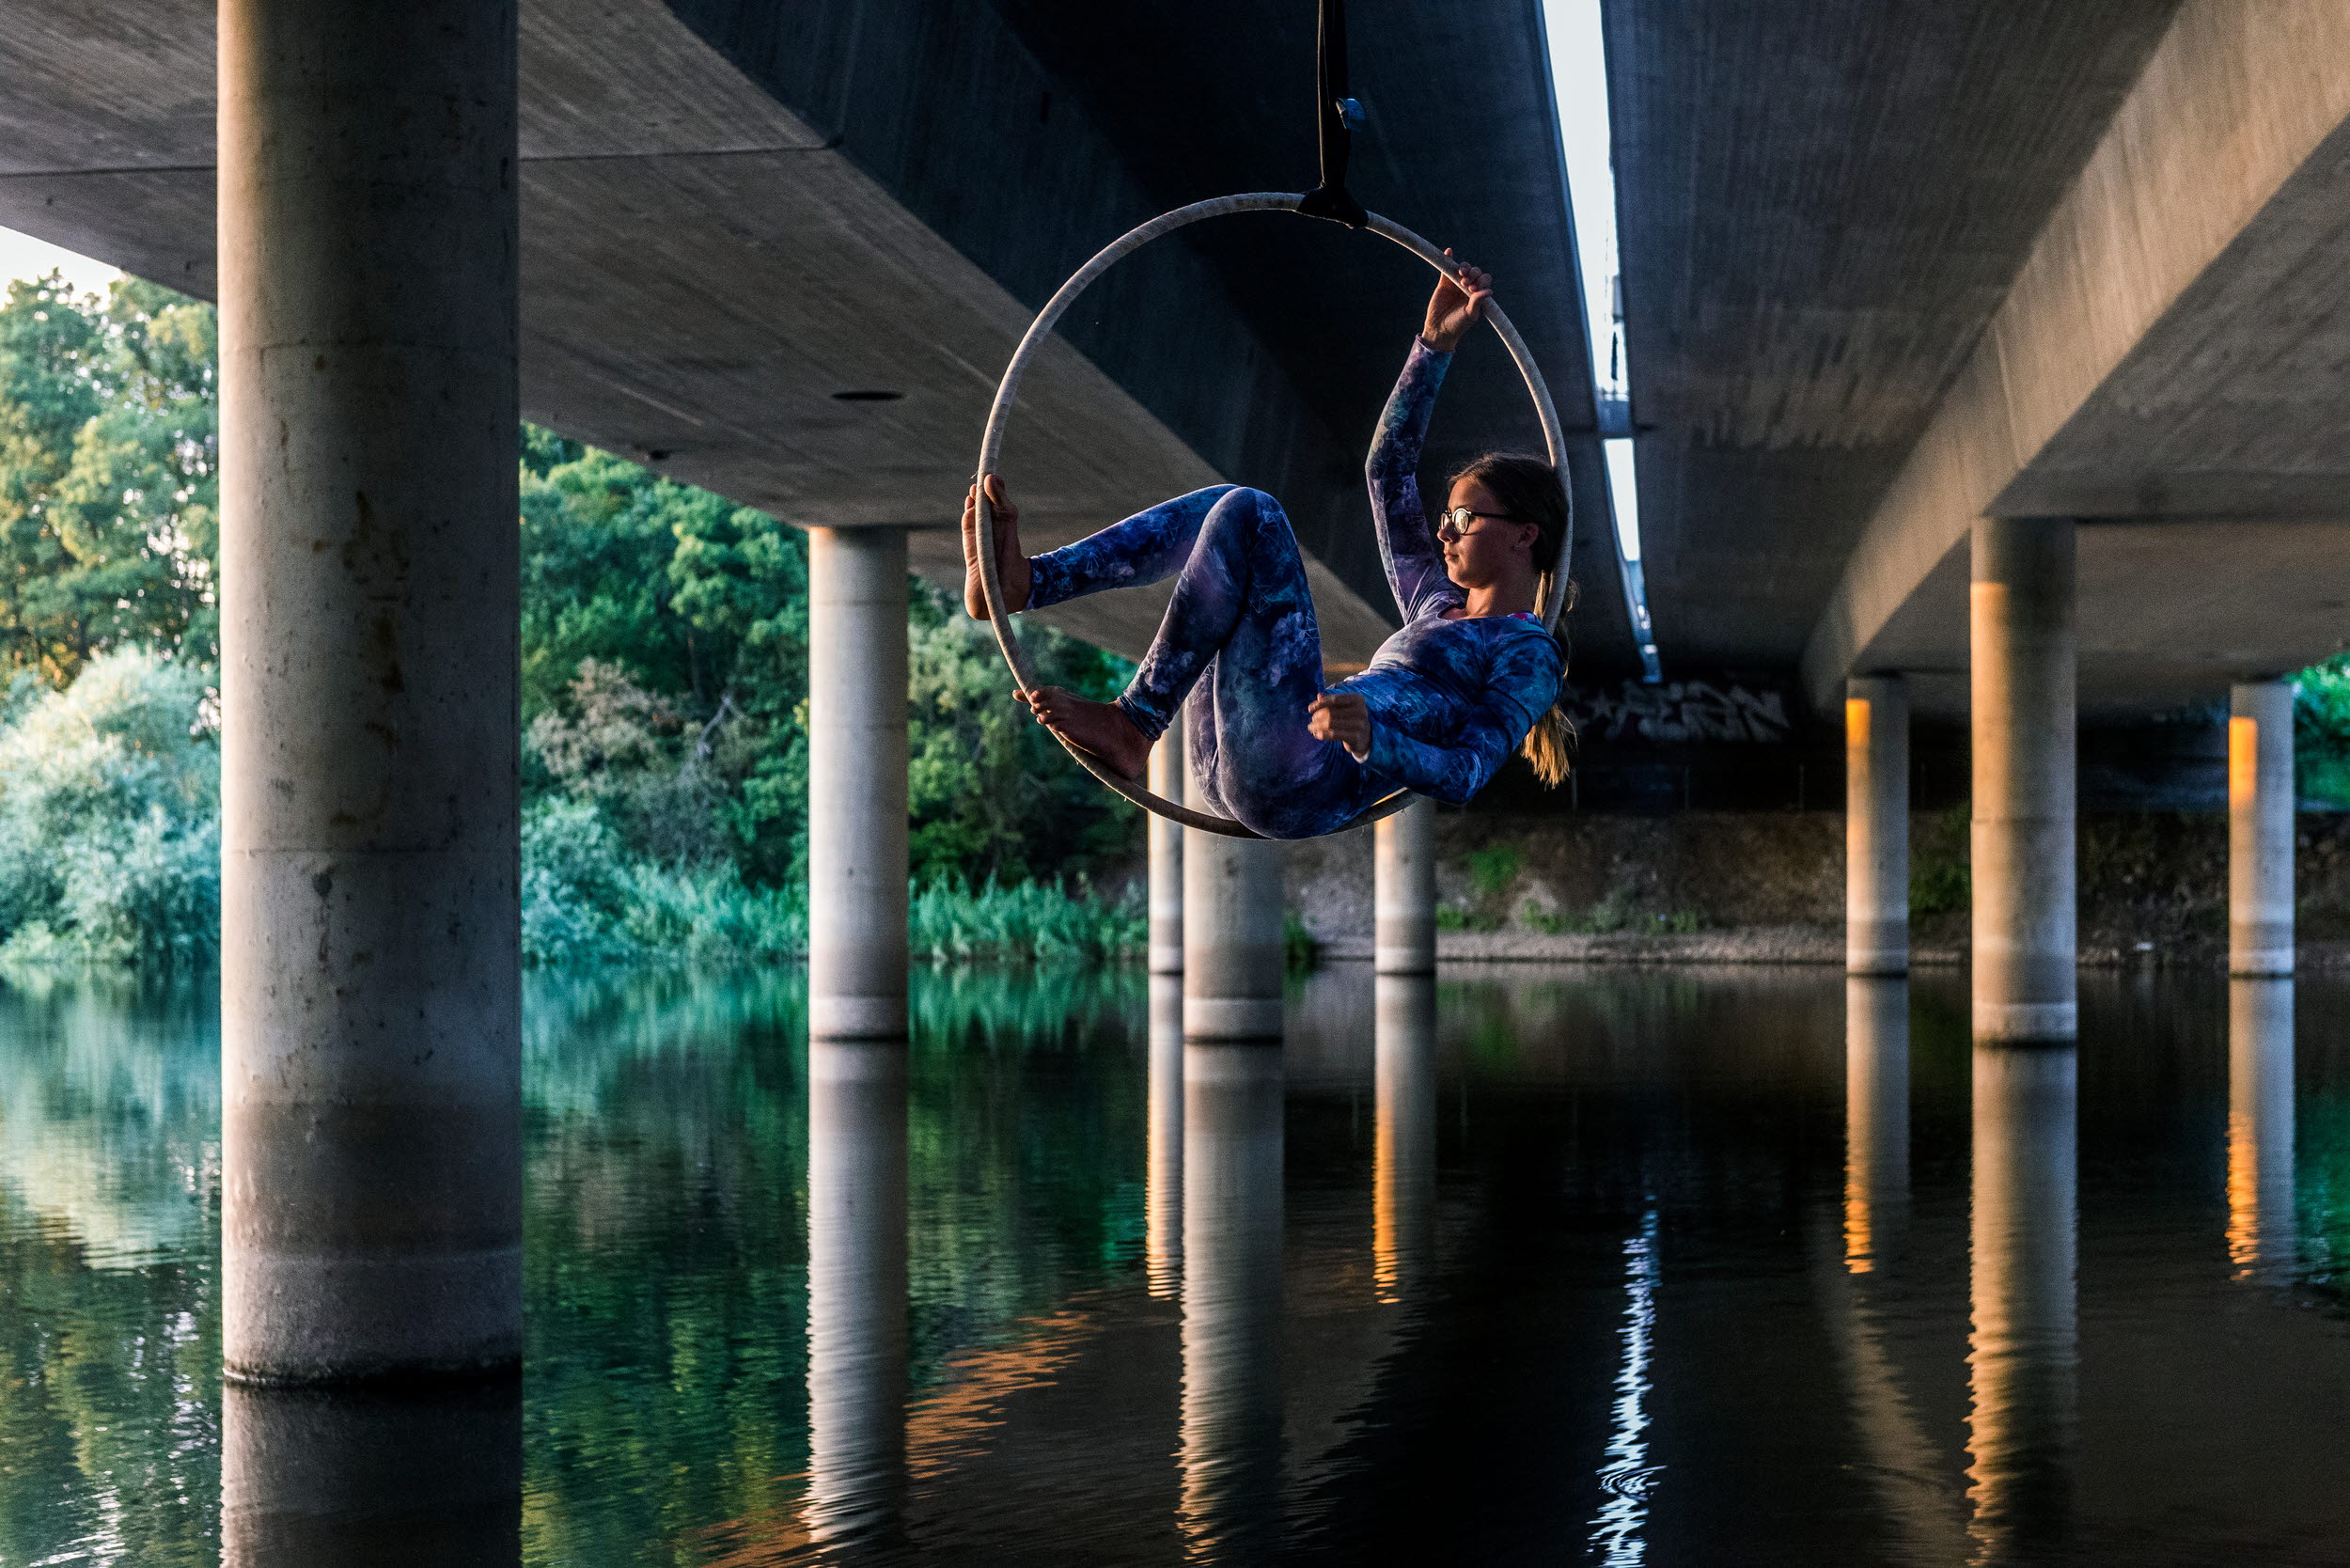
[2230,681,2296,977]
[1969,519,2076,1043]
[1845,676,1910,976]
[219,0,521,1384]
[1842,977,1910,1274]
[808,528,910,1040]
[804,1041,910,1545]
[1183,782,1285,1041]
[1145,975,1184,1298]
[1374,799,1437,975]
[222,1384,520,1566]
[2227,978,2296,1282]
[1373,975,1437,1304]
[1179,1043,1284,1559]
[1149,725,1186,975]
[1966,1045,2077,1558]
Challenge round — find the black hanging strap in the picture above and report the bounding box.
[1295,0,1369,228]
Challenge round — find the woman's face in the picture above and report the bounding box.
[1439,477,1538,588]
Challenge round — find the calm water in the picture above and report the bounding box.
[7,964,2350,1564]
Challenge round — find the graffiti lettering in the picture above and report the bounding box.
[1563,679,1794,745]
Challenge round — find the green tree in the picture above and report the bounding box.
[0,274,217,683]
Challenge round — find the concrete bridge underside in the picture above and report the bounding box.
[0,0,1629,673]
[1609,0,2350,719]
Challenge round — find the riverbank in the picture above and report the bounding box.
[1287,808,2350,968]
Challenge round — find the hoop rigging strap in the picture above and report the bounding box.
[1296,0,1369,229]
[973,195,1571,840]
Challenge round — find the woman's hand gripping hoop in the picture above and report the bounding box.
[973,192,1571,839]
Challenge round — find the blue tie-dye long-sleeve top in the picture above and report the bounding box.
[1330,337,1564,804]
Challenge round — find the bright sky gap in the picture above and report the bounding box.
[0,227,120,296]
[1543,0,1663,681]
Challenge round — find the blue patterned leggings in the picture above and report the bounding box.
[1028,485,1369,839]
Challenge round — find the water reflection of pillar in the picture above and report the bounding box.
[1966,1045,2077,1561]
[1148,975,1185,1298]
[1180,1043,1284,1560]
[2227,978,2296,1282]
[1374,976,1437,1305]
[805,1041,911,1546]
[1844,978,1911,1274]
[222,1383,520,1566]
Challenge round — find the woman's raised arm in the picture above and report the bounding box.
[1365,256,1494,620]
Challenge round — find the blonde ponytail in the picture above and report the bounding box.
[1517,570,1575,786]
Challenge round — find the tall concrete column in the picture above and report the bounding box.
[1970,519,2076,1043]
[1846,676,1910,976]
[1183,779,1285,1042]
[1149,724,1186,975]
[808,528,910,1040]
[804,1041,910,1545]
[219,0,521,1384]
[222,1384,521,1566]
[1843,977,1910,1274]
[2230,681,2296,977]
[1146,974,1184,1298]
[1374,799,1437,975]
[1179,1042,1284,1559]
[1373,975,1437,1304]
[2227,978,2296,1282]
[1966,1044,2077,1559]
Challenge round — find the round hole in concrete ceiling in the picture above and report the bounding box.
[832,390,903,402]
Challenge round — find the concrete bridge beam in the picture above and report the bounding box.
[1845,676,1910,977]
[219,0,522,1385]
[2229,681,2296,977]
[1970,520,2076,1044]
[808,527,911,1041]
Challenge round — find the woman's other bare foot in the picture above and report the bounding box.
[1020,686,1151,778]
[962,474,1032,619]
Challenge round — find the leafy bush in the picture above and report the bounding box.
[0,649,218,965]
[2299,654,2350,807]
[1463,845,1524,899]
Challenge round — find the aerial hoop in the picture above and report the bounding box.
[974,192,1572,839]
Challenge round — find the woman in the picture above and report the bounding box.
[962,257,1571,840]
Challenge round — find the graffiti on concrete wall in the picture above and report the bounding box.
[1563,677,1795,745]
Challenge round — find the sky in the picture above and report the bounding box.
[0,227,120,297]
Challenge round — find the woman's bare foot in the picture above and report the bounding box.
[1020,685,1151,778]
[962,474,1032,619]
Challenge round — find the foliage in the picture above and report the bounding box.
[1463,844,1524,899]
[0,648,218,966]
[520,436,1143,903]
[518,803,1146,968]
[2297,652,2350,808]
[0,266,1150,968]
[1910,806,1971,917]
[0,274,217,684]
[1282,909,1321,972]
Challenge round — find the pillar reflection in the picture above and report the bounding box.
[805,1041,911,1547]
[1844,978,1911,1274]
[1148,975,1185,1298]
[1180,1043,1284,1561]
[221,1382,520,1566]
[1374,976,1437,1305]
[1966,1045,2076,1561]
[2227,978,2295,1282]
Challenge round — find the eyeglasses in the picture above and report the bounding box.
[1436,506,1518,537]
